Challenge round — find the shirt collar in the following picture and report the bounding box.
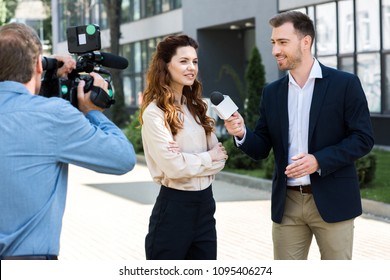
[0,81,31,95]
[309,58,323,79]
[288,58,323,86]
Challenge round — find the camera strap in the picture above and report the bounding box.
[90,86,115,109]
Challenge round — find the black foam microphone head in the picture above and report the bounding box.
[99,52,129,69]
[210,91,224,105]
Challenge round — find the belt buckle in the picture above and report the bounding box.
[299,185,308,196]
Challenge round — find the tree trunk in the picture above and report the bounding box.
[102,0,127,127]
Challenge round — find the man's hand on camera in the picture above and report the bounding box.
[52,55,76,77]
[77,72,108,114]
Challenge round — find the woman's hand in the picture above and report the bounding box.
[208,142,228,162]
[167,141,181,154]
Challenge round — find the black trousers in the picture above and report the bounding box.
[145,185,217,260]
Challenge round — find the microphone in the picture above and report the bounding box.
[210,91,238,120]
[80,51,129,69]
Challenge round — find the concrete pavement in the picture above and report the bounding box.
[59,163,390,260]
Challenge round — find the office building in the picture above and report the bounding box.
[51,0,390,145]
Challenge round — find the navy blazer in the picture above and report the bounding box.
[239,63,374,223]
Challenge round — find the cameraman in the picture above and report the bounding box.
[0,23,136,260]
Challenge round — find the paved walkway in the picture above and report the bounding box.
[59,163,390,260]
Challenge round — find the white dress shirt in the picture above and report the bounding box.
[236,58,323,186]
[287,58,322,186]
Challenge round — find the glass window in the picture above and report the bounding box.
[162,0,171,12]
[307,6,315,55]
[135,75,143,105]
[141,40,149,71]
[385,54,390,113]
[357,53,381,113]
[148,39,157,62]
[119,36,174,108]
[316,2,337,55]
[307,6,314,19]
[293,8,306,14]
[90,2,101,26]
[123,75,143,107]
[383,0,390,49]
[58,0,86,41]
[133,0,141,21]
[356,0,380,52]
[317,56,337,69]
[338,0,354,54]
[121,44,132,75]
[133,42,142,73]
[98,2,108,29]
[339,56,354,74]
[145,0,155,17]
[173,0,182,9]
[122,0,131,22]
[123,76,132,106]
[154,0,163,14]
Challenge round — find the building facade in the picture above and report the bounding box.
[51,0,390,145]
[11,0,50,53]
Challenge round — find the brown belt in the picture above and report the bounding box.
[287,185,312,194]
[1,255,58,260]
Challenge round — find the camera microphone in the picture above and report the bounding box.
[210,91,238,120]
[80,51,128,70]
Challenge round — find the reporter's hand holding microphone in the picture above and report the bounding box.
[209,91,246,140]
[209,91,246,161]
[224,112,246,139]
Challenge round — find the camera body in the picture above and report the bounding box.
[40,24,115,109]
[67,24,101,54]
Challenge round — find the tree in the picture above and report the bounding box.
[222,46,267,171]
[244,46,266,130]
[0,0,18,25]
[102,0,127,127]
[41,0,52,52]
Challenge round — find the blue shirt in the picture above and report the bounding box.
[0,81,136,257]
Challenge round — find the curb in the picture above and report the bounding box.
[136,155,390,221]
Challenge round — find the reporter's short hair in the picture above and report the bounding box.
[0,23,42,83]
[269,10,315,47]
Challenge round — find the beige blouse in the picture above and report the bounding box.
[141,99,225,191]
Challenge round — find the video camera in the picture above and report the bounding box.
[39,24,128,109]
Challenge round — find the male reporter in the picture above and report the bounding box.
[0,23,136,259]
[224,11,373,260]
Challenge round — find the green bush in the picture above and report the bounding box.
[221,46,267,171]
[356,152,377,188]
[244,46,266,130]
[263,150,377,185]
[263,149,275,179]
[223,137,262,170]
[124,110,143,154]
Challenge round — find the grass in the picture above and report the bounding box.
[226,147,390,204]
[360,148,390,203]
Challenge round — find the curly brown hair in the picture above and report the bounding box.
[139,34,215,136]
